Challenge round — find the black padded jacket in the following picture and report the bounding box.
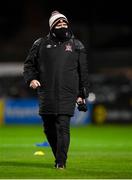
[23,34,90,116]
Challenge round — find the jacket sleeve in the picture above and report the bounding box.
[23,38,42,85]
[75,39,90,98]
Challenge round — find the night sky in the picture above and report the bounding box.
[0,0,131,25]
[0,0,131,70]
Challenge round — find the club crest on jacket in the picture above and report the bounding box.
[65,44,72,52]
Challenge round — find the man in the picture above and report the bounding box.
[23,10,90,169]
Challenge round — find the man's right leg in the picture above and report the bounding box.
[41,114,57,162]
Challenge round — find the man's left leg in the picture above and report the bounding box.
[55,114,71,168]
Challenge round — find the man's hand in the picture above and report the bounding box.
[30,80,41,89]
[76,97,85,104]
[76,97,87,112]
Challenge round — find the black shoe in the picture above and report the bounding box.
[54,164,66,169]
[56,163,65,169]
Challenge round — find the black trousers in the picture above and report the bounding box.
[41,114,71,166]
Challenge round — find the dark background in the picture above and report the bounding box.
[0,0,132,124]
[0,0,131,73]
[0,0,132,99]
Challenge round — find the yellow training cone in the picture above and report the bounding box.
[34,151,45,156]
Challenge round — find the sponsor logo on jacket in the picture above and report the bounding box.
[46,44,52,48]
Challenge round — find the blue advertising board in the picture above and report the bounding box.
[5,98,41,124]
[71,102,93,125]
[4,98,93,125]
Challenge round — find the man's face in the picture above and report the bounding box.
[51,19,71,40]
[54,19,68,29]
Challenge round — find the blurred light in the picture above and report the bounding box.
[88,92,96,102]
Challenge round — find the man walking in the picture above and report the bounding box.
[23,10,90,169]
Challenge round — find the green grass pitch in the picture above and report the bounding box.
[0,123,132,179]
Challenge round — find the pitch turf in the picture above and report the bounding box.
[0,123,132,179]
